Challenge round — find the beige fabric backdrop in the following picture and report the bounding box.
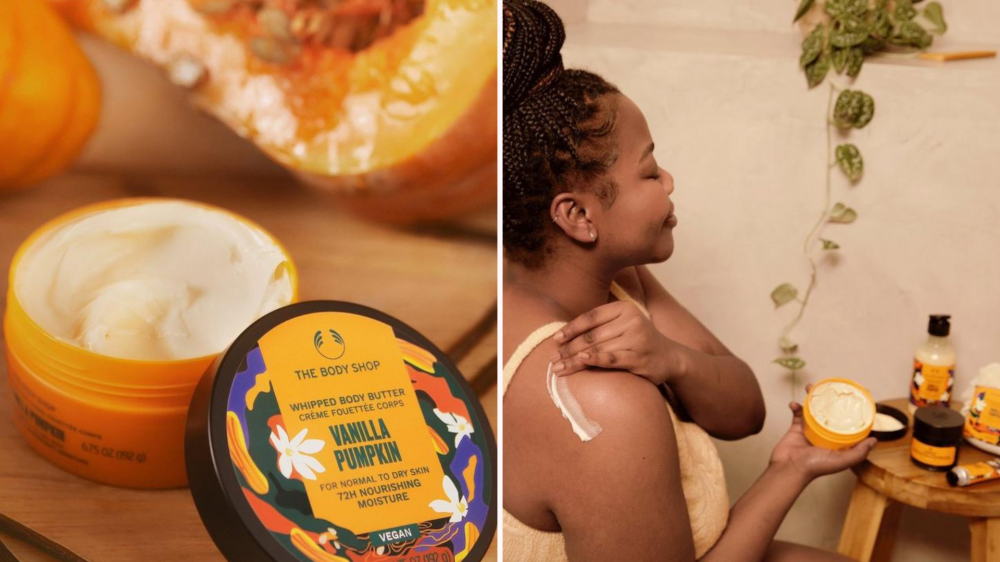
[549,1,1000,560]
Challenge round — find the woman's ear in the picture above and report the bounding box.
[551,192,599,244]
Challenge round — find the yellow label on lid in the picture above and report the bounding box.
[258,312,447,533]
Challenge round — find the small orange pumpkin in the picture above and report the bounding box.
[53,0,496,223]
[0,0,101,191]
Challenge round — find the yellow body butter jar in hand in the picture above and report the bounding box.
[4,199,297,488]
[803,378,876,450]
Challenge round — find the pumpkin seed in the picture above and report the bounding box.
[248,36,295,64]
[258,8,294,41]
[168,55,207,88]
[291,11,310,35]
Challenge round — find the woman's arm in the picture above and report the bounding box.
[554,371,874,562]
[552,370,697,561]
[635,266,765,440]
[549,266,764,439]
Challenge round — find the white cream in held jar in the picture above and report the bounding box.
[808,381,874,434]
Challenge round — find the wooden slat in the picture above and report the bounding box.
[970,517,1000,562]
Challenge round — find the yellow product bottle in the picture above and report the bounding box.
[909,314,956,414]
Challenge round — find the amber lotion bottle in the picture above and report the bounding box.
[909,315,956,414]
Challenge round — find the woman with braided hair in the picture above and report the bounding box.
[501,1,874,560]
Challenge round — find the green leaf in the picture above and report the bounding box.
[861,34,884,54]
[922,2,947,34]
[869,7,892,39]
[794,0,815,22]
[771,283,799,308]
[894,0,917,21]
[834,90,875,129]
[800,24,825,68]
[891,20,933,48]
[835,143,864,181]
[779,337,799,353]
[820,238,841,250]
[805,53,831,88]
[828,202,858,223]
[831,17,870,48]
[846,46,865,76]
[832,48,848,73]
[825,0,867,19]
[774,357,807,370]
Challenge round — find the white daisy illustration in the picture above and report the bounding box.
[270,425,326,481]
[434,408,475,447]
[318,528,341,550]
[974,397,988,413]
[429,475,469,523]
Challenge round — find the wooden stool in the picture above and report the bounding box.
[838,399,1000,562]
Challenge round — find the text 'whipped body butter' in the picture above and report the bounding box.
[4,199,297,488]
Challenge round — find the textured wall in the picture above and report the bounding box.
[558,2,1000,560]
[588,0,1000,45]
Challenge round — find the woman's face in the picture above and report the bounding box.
[599,94,676,264]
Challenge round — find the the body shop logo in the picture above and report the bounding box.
[314,329,346,360]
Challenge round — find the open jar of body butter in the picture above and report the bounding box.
[4,199,297,488]
[803,378,876,450]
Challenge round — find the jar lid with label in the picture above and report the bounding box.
[186,301,497,562]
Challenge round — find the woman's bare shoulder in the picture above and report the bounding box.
[504,338,693,557]
[503,326,680,528]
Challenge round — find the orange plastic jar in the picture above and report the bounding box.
[4,199,298,489]
[803,378,875,450]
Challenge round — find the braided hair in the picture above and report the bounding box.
[503,0,620,268]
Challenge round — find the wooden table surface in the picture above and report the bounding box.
[854,398,1000,516]
[0,172,498,562]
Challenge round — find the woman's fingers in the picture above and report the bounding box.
[832,437,877,468]
[551,339,628,376]
[788,401,805,426]
[551,319,627,361]
[577,349,639,372]
[551,336,632,376]
[553,302,625,344]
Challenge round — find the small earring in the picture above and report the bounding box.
[590,231,596,240]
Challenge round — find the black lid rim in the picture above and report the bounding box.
[913,406,965,442]
[872,404,909,441]
[186,300,498,562]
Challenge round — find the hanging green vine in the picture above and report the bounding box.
[773,0,947,397]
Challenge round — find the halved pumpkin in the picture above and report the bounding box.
[50,0,497,222]
[0,0,101,191]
